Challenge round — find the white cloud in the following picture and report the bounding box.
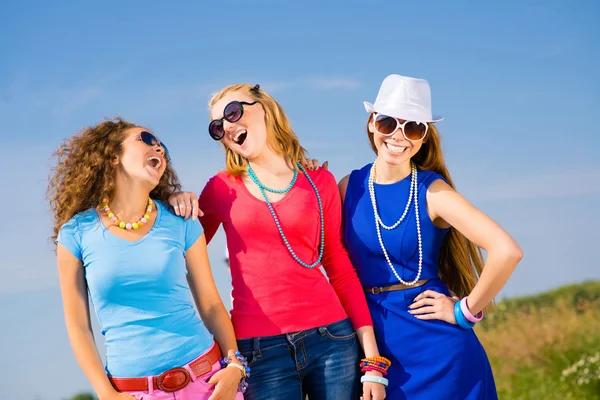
[305,77,361,90]
[1,80,105,119]
[255,76,362,93]
[0,75,361,125]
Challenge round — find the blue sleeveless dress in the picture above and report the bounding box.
[343,164,497,400]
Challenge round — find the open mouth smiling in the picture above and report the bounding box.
[146,155,162,170]
[232,130,248,145]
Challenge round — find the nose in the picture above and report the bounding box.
[222,120,238,136]
[390,130,404,141]
[153,144,165,155]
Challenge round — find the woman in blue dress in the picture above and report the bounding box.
[338,74,523,399]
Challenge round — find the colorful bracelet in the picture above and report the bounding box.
[460,297,483,323]
[360,356,391,376]
[362,365,388,376]
[221,351,250,393]
[361,356,391,368]
[454,300,475,330]
[360,362,390,370]
[361,375,389,387]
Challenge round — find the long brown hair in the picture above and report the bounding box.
[208,84,307,176]
[47,117,181,242]
[367,117,486,301]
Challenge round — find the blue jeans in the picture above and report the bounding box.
[237,318,361,400]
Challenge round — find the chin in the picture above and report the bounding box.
[378,151,405,165]
[143,173,162,189]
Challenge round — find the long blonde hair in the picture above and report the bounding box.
[367,117,486,301]
[209,84,306,176]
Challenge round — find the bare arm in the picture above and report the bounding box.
[427,179,523,314]
[339,173,386,400]
[169,177,224,245]
[186,233,238,358]
[338,174,380,357]
[186,233,241,399]
[56,245,132,400]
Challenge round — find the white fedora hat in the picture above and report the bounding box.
[364,74,443,123]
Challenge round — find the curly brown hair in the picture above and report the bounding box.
[47,117,182,243]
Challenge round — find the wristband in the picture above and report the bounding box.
[221,351,250,393]
[361,375,389,387]
[454,300,475,329]
[460,297,483,323]
[226,362,246,377]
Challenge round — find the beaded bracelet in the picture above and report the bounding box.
[453,300,475,330]
[221,351,250,393]
[360,362,389,375]
[360,356,391,376]
[362,365,388,376]
[460,297,483,323]
[361,356,391,368]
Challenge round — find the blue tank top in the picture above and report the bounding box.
[343,164,450,287]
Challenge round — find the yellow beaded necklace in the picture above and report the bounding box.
[101,198,153,230]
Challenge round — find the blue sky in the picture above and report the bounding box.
[1,1,599,399]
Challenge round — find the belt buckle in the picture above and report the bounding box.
[156,367,191,392]
[371,287,382,295]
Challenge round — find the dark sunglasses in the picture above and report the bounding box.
[139,131,170,161]
[373,113,428,141]
[208,101,258,141]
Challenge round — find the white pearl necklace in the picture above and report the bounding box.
[368,161,423,286]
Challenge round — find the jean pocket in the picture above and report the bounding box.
[239,349,258,367]
[322,319,357,341]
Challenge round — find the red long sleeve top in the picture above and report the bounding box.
[198,168,373,339]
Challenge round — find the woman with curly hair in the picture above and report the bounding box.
[47,117,246,400]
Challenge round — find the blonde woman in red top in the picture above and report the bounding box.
[169,84,387,400]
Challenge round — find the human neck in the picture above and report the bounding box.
[248,146,293,176]
[374,158,413,184]
[108,177,153,221]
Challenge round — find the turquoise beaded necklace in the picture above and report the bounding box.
[247,163,298,193]
[247,162,325,269]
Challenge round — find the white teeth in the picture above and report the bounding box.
[146,156,161,169]
[386,143,407,153]
[233,130,247,143]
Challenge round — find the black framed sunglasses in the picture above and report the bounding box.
[139,131,170,161]
[208,101,258,141]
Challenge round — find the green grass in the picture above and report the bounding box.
[67,281,600,400]
[478,281,600,399]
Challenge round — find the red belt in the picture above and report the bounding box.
[109,344,221,393]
